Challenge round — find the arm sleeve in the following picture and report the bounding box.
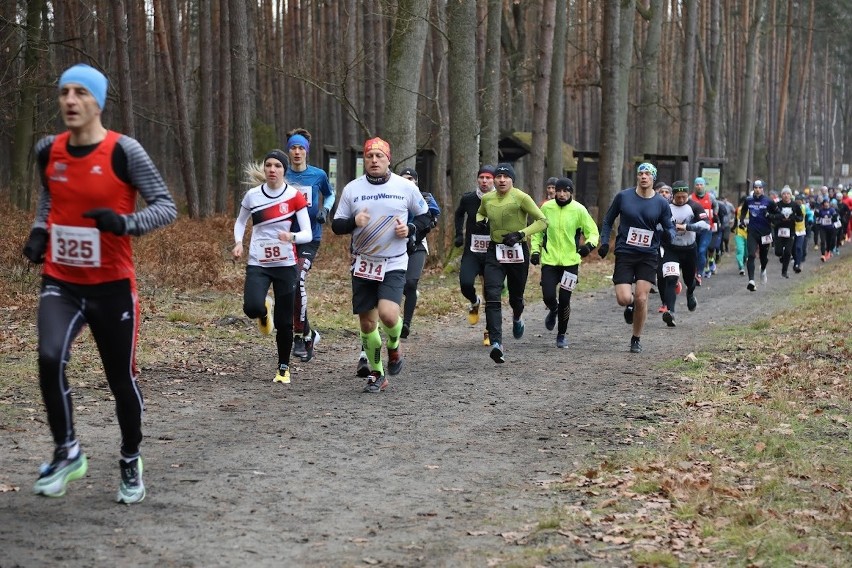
[600,192,622,246]
[31,136,56,231]
[320,174,336,210]
[521,194,548,236]
[454,197,466,238]
[233,203,251,244]
[119,136,178,236]
[292,206,314,244]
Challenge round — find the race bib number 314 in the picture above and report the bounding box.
[352,254,388,281]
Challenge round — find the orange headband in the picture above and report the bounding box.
[363,137,391,161]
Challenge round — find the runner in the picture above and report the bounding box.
[331,137,431,392]
[541,176,558,206]
[598,162,676,353]
[813,198,839,262]
[23,64,177,503]
[660,180,709,326]
[398,167,441,339]
[453,165,495,345]
[739,179,778,290]
[530,177,599,348]
[734,197,749,275]
[233,149,313,386]
[476,163,547,363]
[690,177,718,279]
[284,128,335,363]
[770,186,803,278]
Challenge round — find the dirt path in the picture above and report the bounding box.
[1,251,830,567]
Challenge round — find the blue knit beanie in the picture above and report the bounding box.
[59,64,108,109]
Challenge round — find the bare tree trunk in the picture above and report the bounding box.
[597,0,634,222]
[546,0,567,177]
[637,0,663,154]
[678,0,698,180]
[109,0,135,137]
[479,0,501,165]
[384,0,431,169]
[230,0,254,212]
[198,0,215,216]
[447,0,479,201]
[215,0,232,213]
[699,0,724,158]
[529,0,556,198]
[10,0,45,209]
[733,0,767,188]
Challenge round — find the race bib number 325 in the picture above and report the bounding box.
[51,225,101,267]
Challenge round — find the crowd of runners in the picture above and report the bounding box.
[20,62,851,504]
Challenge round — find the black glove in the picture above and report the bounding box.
[454,234,464,247]
[406,223,417,239]
[578,243,594,258]
[501,231,524,246]
[473,220,489,234]
[598,243,610,258]
[316,207,329,224]
[407,234,417,254]
[530,252,540,266]
[82,208,126,235]
[22,228,49,264]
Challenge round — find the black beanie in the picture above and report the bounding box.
[494,163,516,181]
[399,167,418,181]
[555,177,574,191]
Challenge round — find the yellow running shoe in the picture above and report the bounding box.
[467,296,481,325]
[258,296,274,335]
[273,364,291,384]
[482,331,490,346]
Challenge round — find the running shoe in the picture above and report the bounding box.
[400,323,410,339]
[782,271,789,279]
[747,280,756,291]
[274,364,291,384]
[363,371,388,393]
[623,303,634,325]
[292,334,307,358]
[556,334,567,349]
[468,296,481,325]
[703,270,712,279]
[387,345,404,375]
[694,274,702,287]
[116,457,145,504]
[709,261,717,274]
[258,296,274,335]
[482,331,490,346]
[793,264,801,273]
[490,342,505,364]
[662,310,676,327]
[761,269,768,284]
[675,280,683,295]
[544,308,557,331]
[739,269,745,275]
[687,293,697,311]
[301,330,320,362]
[629,337,642,353]
[356,355,371,378]
[512,317,525,339]
[33,447,88,497]
[657,305,667,313]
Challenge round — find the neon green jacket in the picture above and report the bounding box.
[531,199,599,266]
[476,187,547,242]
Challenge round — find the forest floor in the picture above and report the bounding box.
[0,242,849,567]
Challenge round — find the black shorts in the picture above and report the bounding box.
[612,252,659,285]
[296,240,321,263]
[351,269,406,314]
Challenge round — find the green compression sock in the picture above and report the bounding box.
[361,328,383,374]
[382,317,403,349]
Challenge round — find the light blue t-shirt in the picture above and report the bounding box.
[285,165,335,241]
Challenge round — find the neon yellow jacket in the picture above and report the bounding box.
[531,199,599,266]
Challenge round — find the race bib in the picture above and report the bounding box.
[777,228,791,238]
[496,243,524,263]
[761,234,773,245]
[559,270,578,291]
[834,221,842,229]
[625,226,654,248]
[662,261,680,278]
[294,184,312,207]
[821,217,833,226]
[352,254,388,281]
[51,225,101,267]
[470,234,490,254]
[254,238,296,264]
